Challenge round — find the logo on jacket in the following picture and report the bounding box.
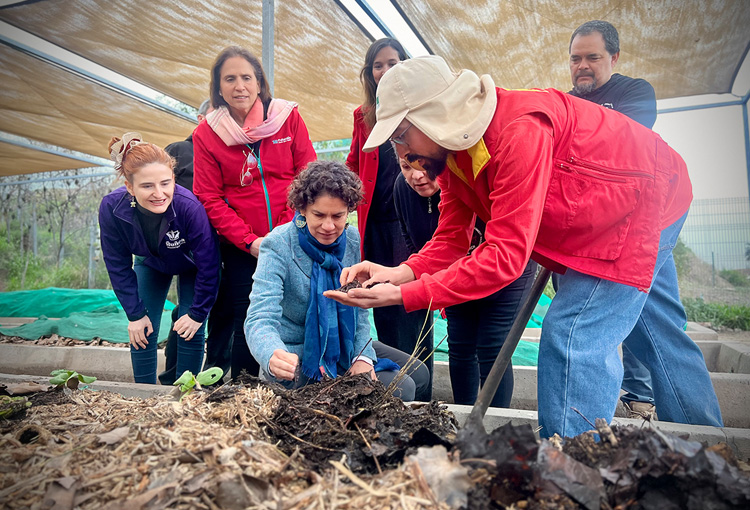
[602,102,614,110]
[272,136,292,144]
[165,230,186,249]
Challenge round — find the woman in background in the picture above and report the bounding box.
[245,161,429,400]
[193,46,317,379]
[99,132,220,384]
[346,38,432,400]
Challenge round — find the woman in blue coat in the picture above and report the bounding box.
[244,160,429,400]
[99,133,220,384]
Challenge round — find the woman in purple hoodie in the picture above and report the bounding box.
[99,133,220,384]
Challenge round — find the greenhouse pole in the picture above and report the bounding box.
[263,0,274,96]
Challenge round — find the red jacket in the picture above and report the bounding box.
[345,106,380,255]
[401,88,692,312]
[193,107,317,251]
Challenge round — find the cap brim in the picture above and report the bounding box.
[362,111,408,152]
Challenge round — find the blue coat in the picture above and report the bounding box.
[244,221,377,379]
[98,185,220,322]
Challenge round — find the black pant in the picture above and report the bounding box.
[446,260,537,407]
[220,243,260,378]
[202,265,234,377]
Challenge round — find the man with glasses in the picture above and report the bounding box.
[325,55,722,439]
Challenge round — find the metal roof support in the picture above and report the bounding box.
[743,93,750,201]
[0,131,111,167]
[263,0,275,96]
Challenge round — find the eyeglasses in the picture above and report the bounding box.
[241,149,258,187]
[389,123,412,147]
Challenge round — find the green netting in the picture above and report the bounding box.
[0,288,174,343]
[0,288,549,362]
[368,294,550,367]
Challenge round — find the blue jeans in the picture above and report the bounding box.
[621,342,654,404]
[446,260,537,408]
[554,274,655,405]
[132,261,206,384]
[538,213,723,438]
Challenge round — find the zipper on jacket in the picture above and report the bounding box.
[563,156,654,181]
[257,155,273,232]
[246,142,274,232]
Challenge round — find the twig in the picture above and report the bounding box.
[595,418,619,447]
[354,422,382,474]
[571,407,596,429]
[329,460,389,497]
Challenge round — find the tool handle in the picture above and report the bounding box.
[465,267,552,429]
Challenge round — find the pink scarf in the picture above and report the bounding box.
[206,98,297,146]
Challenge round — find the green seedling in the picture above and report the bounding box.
[49,369,97,390]
[0,395,31,419]
[173,367,223,400]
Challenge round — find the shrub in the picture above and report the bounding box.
[719,269,750,288]
[682,297,750,330]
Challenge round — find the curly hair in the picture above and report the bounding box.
[288,160,363,212]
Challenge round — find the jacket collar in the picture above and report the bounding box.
[446,138,491,186]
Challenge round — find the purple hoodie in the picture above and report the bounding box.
[98,185,220,322]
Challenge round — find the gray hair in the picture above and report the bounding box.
[569,20,620,56]
[198,99,212,116]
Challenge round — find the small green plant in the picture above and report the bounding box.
[0,395,31,419]
[49,369,97,389]
[173,367,223,400]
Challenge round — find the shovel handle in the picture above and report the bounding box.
[466,267,552,428]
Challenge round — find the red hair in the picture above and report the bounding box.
[108,136,174,183]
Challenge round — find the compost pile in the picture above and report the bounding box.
[455,420,750,510]
[1,375,749,510]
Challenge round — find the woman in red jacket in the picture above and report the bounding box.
[193,46,317,379]
[345,38,431,400]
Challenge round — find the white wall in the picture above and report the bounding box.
[654,103,748,200]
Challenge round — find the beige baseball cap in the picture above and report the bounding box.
[362,55,497,152]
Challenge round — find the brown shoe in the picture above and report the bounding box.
[624,401,656,420]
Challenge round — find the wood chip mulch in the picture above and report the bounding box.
[0,385,450,510]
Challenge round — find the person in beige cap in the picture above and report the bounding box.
[324,55,722,439]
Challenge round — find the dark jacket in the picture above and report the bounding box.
[165,134,195,190]
[99,185,220,322]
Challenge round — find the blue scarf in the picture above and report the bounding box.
[296,213,356,380]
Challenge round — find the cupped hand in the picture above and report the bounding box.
[339,261,416,288]
[269,349,299,381]
[324,282,403,309]
[173,314,203,341]
[128,316,153,350]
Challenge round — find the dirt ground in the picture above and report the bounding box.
[1,376,749,510]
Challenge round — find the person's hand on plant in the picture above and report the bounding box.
[269,349,299,381]
[173,314,203,340]
[128,316,152,350]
